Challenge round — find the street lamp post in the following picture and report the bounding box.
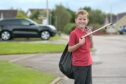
[46,0,49,25]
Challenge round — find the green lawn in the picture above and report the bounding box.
[0,61,55,84]
[13,34,61,41]
[0,42,65,55]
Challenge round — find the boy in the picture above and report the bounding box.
[68,10,93,84]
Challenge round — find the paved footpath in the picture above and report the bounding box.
[0,35,126,84]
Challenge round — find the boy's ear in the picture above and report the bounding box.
[87,19,89,23]
[87,18,89,23]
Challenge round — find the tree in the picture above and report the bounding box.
[54,5,72,34]
[16,9,28,18]
[29,11,41,23]
[66,8,75,23]
[82,7,106,28]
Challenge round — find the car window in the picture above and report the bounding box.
[0,19,37,26]
[19,19,32,25]
[0,21,6,25]
[27,19,38,25]
[0,20,21,25]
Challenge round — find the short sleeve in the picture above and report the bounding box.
[68,31,76,46]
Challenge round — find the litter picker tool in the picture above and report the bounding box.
[82,23,112,38]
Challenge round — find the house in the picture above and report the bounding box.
[117,12,126,21]
[104,12,126,34]
[27,9,49,18]
[105,12,126,24]
[0,9,17,20]
[104,15,117,24]
[114,15,126,30]
[27,8,51,24]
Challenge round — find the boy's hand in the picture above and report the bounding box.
[78,37,85,46]
[87,29,93,37]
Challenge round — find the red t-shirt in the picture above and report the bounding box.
[68,27,92,66]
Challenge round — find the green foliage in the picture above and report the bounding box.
[83,7,106,28]
[51,10,55,25]
[29,11,41,23]
[29,10,48,24]
[54,5,72,33]
[66,8,76,23]
[83,7,92,12]
[16,10,28,18]
[64,23,76,34]
[30,11,40,19]
[0,61,55,84]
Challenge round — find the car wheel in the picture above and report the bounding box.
[40,31,50,40]
[1,31,12,41]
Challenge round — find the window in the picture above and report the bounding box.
[0,20,21,25]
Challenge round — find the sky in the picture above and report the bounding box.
[0,0,126,14]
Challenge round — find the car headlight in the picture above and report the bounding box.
[48,25,56,30]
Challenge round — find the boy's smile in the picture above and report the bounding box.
[75,14,89,28]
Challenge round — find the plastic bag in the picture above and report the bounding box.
[59,44,74,79]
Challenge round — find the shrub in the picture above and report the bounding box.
[64,23,76,34]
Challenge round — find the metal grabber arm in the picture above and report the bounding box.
[82,23,112,38]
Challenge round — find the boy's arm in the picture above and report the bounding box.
[68,43,81,52]
[68,37,85,52]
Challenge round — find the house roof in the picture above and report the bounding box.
[105,15,117,24]
[105,12,126,25]
[117,12,126,20]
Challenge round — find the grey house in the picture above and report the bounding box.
[105,12,126,24]
[0,10,17,20]
[114,15,126,29]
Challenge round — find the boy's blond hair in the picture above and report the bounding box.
[76,10,89,18]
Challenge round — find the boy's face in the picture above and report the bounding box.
[75,14,89,28]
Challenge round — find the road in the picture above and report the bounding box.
[92,36,126,84]
[0,35,126,84]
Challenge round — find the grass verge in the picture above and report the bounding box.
[0,42,65,55]
[0,60,55,84]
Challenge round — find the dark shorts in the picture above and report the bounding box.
[73,65,92,84]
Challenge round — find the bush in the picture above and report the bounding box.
[64,23,76,34]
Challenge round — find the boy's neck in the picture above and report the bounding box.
[79,27,87,31]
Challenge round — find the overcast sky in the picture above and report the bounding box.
[0,0,126,14]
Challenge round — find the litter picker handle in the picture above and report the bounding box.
[83,23,112,38]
